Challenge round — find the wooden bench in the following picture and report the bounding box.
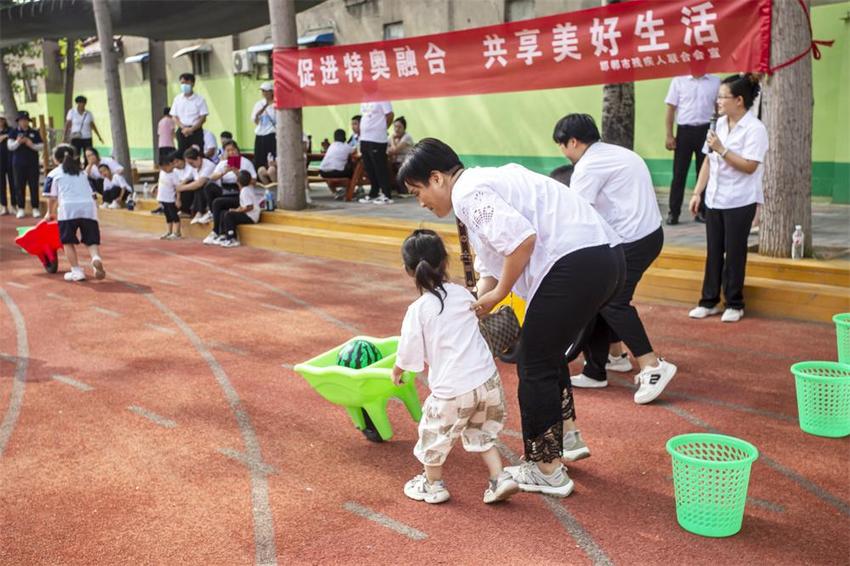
[306,158,368,202]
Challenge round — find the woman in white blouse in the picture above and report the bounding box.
[398,138,623,497]
[689,74,768,323]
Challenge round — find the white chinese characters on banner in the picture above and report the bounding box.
[552,22,581,62]
[483,34,508,69]
[681,1,719,46]
[369,50,391,80]
[635,10,670,52]
[424,43,447,74]
[343,52,364,83]
[320,55,340,85]
[394,46,419,77]
[515,29,543,65]
[298,59,315,88]
[590,17,621,57]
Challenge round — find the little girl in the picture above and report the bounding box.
[393,229,518,505]
[44,145,106,282]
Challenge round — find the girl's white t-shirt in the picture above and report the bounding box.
[45,167,98,221]
[213,156,258,185]
[396,282,497,399]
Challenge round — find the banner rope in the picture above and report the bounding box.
[768,0,834,74]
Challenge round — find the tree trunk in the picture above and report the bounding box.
[148,39,168,159]
[268,0,306,211]
[0,53,19,119]
[759,0,813,257]
[600,0,634,149]
[92,0,131,174]
[63,38,76,131]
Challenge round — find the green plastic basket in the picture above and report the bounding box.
[791,361,850,438]
[666,433,759,538]
[834,314,850,365]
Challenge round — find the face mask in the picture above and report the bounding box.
[180,83,192,95]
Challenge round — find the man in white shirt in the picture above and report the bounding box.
[202,129,217,161]
[251,82,277,170]
[664,74,721,224]
[170,73,209,154]
[357,101,394,205]
[64,95,103,165]
[319,129,354,178]
[555,113,675,405]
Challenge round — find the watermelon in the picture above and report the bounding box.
[337,339,383,369]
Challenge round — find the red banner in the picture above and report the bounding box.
[274,0,771,109]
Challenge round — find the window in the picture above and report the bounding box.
[383,21,404,40]
[191,51,210,76]
[505,0,534,22]
[22,64,38,103]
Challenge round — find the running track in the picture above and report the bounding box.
[0,220,848,565]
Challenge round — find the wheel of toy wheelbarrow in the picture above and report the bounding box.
[44,257,59,274]
[360,409,384,443]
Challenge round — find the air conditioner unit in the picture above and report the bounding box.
[232,49,254,74]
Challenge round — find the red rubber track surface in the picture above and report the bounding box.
[1,221,848,565]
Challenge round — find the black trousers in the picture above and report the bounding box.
[222,211,255,239]
[700,204,756,310]
[582,227,664,380]
[253,133,276,169]
[71,138,93,164]
[176,129,204,155]
[102,186,124,203]
[669,124,709,218]
[211,195,240,235]
[179,188,201,214]
[518,244,624,463]
[319,167,352,179]
[12,162,40,209]
[360,141,392,199]
[0,160,12,207]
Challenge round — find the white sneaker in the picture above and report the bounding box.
[562,430,591,462]
[159,232,173,240]
[373,195,393,205]
[16,209,26,219]
[358,196,374,204]
[108,201,121,209]
[0,206,8,215]
[633,359,677,405]
[213,235,228,246]
[166,233,183,240]
[688,305,723,319]
[403,474,450,504]
[202,232,219,245]
[482,471,520,504]
[32,208,41,218]
[606,353,633,372]
[199,211,213,224]
[99,202,109,209]
[91,257,106,280]
[220,239,240,248]
[721,308,744,322]
[506,461,574,497]
[570,373,608,388]
[190,212,203,224]
[63,268,86,282]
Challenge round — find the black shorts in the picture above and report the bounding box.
[59,218,101,246]
[161,201,180,223]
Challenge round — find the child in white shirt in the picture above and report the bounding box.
[97,163,131,209]
[215,170,262,248]
[44,145,106,282]
[154,153,182,240]
[393,229,519,505]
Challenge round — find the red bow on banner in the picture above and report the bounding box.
[768,0,835,74]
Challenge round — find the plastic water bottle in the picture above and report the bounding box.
[142,182,149,198]
[791,225,804,259]
[264,188,275,211]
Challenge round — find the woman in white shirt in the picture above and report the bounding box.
[202,141,257,243]
[64,95,103,165]
[689,74,768,323]
[389,116,415,195]
[251,82,277,170]
[398,138,624,497]
[84,147,124,194]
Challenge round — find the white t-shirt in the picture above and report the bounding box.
[103,173,131,193]
[157,170,177,203]
[174,164,194,183]
[252,99,276,136]
[702,113,769,209]
[453,165,621,303]
[397,282,497,399]
[569,142,662,244]
[359,101,393,143]
[213,156,257,185]
[203,129,217,154]
[87,156,123,180]
[239,186,263,223]
[66,108,94,139]
[391,132,414,164]
[319,141,353,172]
[188,158,218,185]
[170,92,209,127]
[665,75,721,126]
[45,167,98,221]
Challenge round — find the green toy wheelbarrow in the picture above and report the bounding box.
[293,336,422,442]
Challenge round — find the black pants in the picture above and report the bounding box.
[518,244,623,463]
[253,133,276,169]
[176,129,204,155]
[179,188,201,214]
[161,201,180,224]
[222,211,255,240]
[669,124,709,218]
[12,162,40,209]
[0,161,12,207]
[700,204,756,310]
[360,141,392,199]
[89,177,105,195]
[71,138,93,165]
[103,186,124,203]
[582,227,664,380]
[211,195,240,235]
[320,167,352,179]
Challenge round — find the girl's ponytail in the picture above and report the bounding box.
[402,229,450,313]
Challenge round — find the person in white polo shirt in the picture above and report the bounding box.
[664,74,721,225]
[251,82,277,171]
[64,95,103,166]
[688,74,768,323]
[357,100,394,205]
[554,113,676,406]
[319,129,354,179]
[170,73,209,154]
